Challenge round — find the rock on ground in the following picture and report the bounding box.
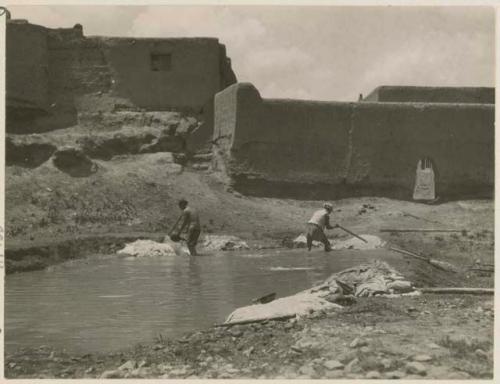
[100,369,125,379]
[323,360,344,370]
[118,360,137,371]
[349,337,368,348]
[365,370,382,379]
[386,370,405,379]
[406,361,427,376]
[413,354,432,362]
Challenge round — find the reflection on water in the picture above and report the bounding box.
[5,249,383,354]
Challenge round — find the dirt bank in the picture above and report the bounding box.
[5,232,164,274]
[5,292,493,379]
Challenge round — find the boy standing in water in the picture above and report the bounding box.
[306,203,337,252]
[172,198,201,256]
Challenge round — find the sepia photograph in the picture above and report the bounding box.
[1,2,496,380]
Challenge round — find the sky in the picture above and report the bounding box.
[7,4,495,101]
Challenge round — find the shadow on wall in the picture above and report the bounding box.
[229,175,493,202]
[6,105,78,134]
[6,21,80,133]
[230,176,414,200]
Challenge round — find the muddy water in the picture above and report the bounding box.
[5,249,387,354]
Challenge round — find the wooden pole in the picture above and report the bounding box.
[215,314,296,327]
[389,246,458,273]
[401,212,442,224]
[337,225,368,243]
[420,287,494,295]
[468,267,494,273]
[381,229,463,233]
[389,246,428,261]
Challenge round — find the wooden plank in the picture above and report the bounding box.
[468,267,494,273]
[252,292,276,304]
[381,229,463,233]
[337,225,368,243]
[215,314,296,327]
[429,259,459,273]
[401,212,442,224]
[389,246,428,261]
[420,287,494,295]
[474,263,494,267]
[389,246,458,273]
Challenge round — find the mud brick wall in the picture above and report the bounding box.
[363,86,495,104]
[6,21,236,135]
[6,22,49,111]
[45,29,110,132]
[101,37,223,111]
[349,102,494,197]
[213,83,494,199]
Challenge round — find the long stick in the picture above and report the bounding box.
[381,229,463,233]
[215,314,295,327]
[389,246,458,273]
[468,267,494,273]
[337,225,368,243]
[401,212,442,224]
[389,246,428,261]
[420,287,494,295]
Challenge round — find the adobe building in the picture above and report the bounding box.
[213,83,494,200]
[6,20,236,134]
[7,19,494,201]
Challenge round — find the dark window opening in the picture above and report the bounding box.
[151,53,172,71]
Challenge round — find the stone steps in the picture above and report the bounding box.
[195,147,213,155]
[188,147,213,172]
[192,153,213,162]
[191,163,210,171]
